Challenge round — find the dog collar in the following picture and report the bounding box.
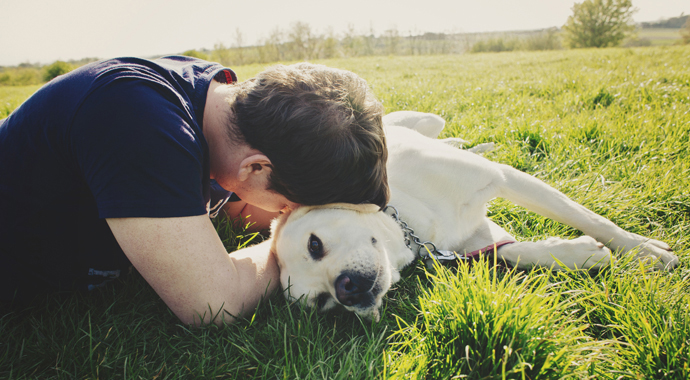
[383,205,515,264]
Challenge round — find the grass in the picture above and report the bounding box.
[1,45,689,379]
[0,85,41,118]
[387,259,610,379]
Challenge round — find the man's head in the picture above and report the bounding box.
[227,63,389,208]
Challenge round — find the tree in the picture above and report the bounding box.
[259,27,284,63]
[562,0,636,48]
[43,61,72,82]
[342,24,363,57]
[211,43,232,66]
[232,28,245,65]
[288,22,319,60]
[681,16,690,45]
[181,49,208,60]
[383,28,401,55]
[321,27,340,59]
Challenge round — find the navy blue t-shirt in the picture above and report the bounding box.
[0,56,236,299]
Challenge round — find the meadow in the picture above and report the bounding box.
[0,85,41,118]
[1,45,689,379]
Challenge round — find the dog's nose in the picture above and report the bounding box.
[335,273,374,307]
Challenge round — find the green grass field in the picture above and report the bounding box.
[0,85,41,118]
[1,45,689,379]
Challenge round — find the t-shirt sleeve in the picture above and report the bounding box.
[70,78,208,218]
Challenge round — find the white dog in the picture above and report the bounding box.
[270,111,679,320]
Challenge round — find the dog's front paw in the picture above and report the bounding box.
[613,233,678,270]
[565,236,612,270]
[631,236,678,270]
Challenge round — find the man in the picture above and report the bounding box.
[0,56,388,325]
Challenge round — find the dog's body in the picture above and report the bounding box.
[271,112,678,320]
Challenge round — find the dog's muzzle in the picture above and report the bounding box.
[334,272,378,307]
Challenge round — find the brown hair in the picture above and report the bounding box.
[228,63,388,208]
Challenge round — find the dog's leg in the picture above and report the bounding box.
[383,112,494,153]
[383,111,446,139]
[495,164,678,269]
[497,237,612,270]
[461,219,515,249]
[463,220,610,270]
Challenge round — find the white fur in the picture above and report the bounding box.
[271,111,679,319]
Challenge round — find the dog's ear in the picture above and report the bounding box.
[270,205,319,243]
[283,204,319,221]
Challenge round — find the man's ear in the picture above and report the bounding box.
[237,154,272,182]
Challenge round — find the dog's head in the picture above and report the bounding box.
[271,203,414,320]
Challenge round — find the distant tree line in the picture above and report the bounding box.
[640,14,688,29]
[183,24,569,66]
[179,23,470,67]
[2,5,689,87]
[0,58,98,86]
[469,28,562,53]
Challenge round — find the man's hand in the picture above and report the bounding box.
[106,215,279,325]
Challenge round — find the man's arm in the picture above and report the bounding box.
[106,215,279,325]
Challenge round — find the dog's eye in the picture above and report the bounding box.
[308,234,324,260]
[371,237,377,245]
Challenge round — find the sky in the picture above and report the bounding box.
[1,0,688,67]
